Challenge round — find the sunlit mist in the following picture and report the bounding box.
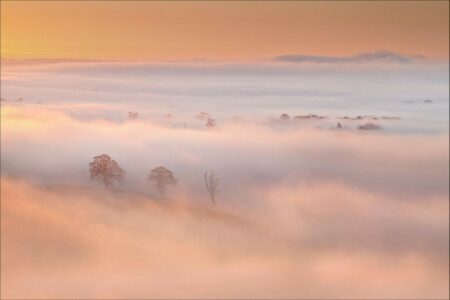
[1,2,449,299]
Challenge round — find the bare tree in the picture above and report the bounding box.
[89,154,125,187]
[148,166,177,193]
[204,169,220,206]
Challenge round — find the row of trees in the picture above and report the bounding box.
[89,154,220,205]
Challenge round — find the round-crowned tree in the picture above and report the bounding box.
[148,166,177,193]
[205,118,216,128]
[89,154,125,187]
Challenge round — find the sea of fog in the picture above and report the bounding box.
[1,60,449,298]
[1,60,449,133]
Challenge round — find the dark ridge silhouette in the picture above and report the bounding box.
[275,50,419,64]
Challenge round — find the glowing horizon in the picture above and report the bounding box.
[1,1,448,61]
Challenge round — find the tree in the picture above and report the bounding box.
[128,111,139,119]
[196,112,210,120]
[206,118,216,128]
[148,166,177,193]
[204,169,220,206]
[280,113,290,120]
[357,122,382,131]
[89,154,125,187]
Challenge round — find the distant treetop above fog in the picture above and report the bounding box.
[358,123,382,131]
[294,114,328,120]
[205,118,216,129]
[128,111,139,119]
[196,112,211,120]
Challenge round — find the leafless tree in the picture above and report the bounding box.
[89,154,125,187]
[204,169,220,206]
[148,166,177,193]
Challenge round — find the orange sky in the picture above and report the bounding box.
[1,1,448,61]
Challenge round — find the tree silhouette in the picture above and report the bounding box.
[206,118,216,128]
[204,169,220,206]
[196,112,210,120]
[89,154,125,187]
[358,122,382,131]
[148,166,177,193]
[280,113,290,120]
[128,111,139,119]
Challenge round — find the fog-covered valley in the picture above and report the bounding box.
[1,59,448,298]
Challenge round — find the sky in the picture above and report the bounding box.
[1,1,449,61]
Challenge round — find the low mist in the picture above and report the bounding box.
[1,60,449,299]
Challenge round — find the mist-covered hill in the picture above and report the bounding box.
[2,176,448,299]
